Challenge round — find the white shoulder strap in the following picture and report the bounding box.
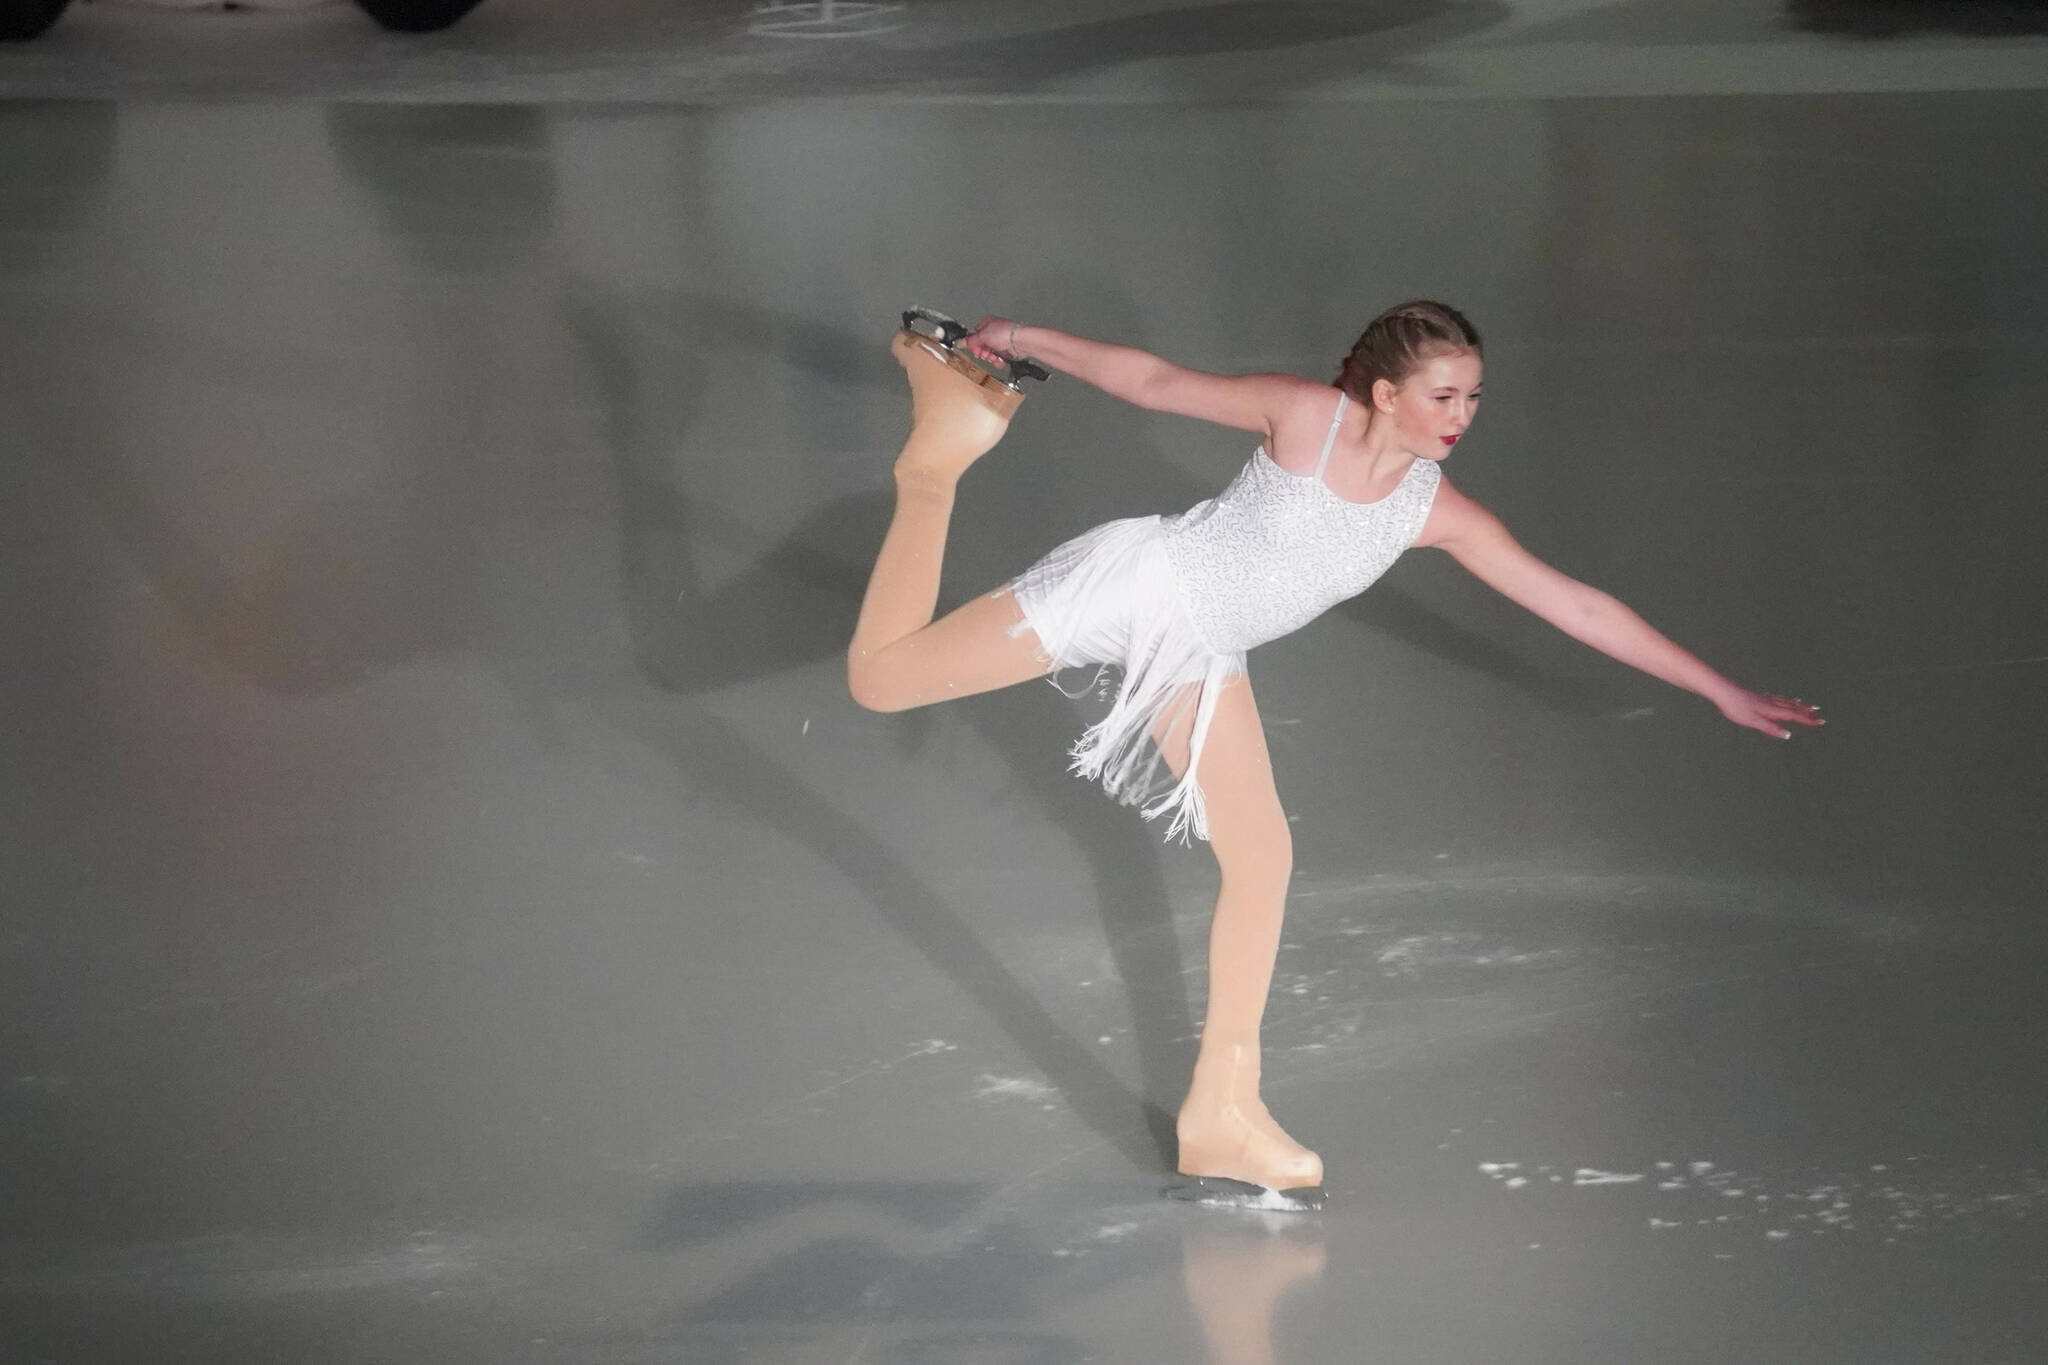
[1313,392,1349,478]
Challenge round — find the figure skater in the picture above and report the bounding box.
[847,302,1822,1206]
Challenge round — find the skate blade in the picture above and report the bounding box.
[1169,1175,1327,1213]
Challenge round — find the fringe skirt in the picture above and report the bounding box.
[1008,515,1245,843]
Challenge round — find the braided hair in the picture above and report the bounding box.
[1335,300,1482,404]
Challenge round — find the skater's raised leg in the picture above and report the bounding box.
[1158,676,1324,1200]
[847,326,1049,714]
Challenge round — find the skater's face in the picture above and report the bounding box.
[1376,351,1482,459]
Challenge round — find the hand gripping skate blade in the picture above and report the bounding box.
[894,327,1027,421]
[897,306,1043,408]
[1169,1175,1327,1213]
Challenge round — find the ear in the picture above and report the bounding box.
[1371,376,1400,414]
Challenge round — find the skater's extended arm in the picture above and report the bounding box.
[964,316,1309,434]
[1419,481,1823,739]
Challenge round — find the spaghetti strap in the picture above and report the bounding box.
[1312,392,1349,480]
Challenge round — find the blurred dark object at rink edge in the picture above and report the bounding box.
[0,0,488,42]
[1786,0,2048,36]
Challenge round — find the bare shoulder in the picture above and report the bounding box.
[1414,474,1503,550]
[1257,380,1357,472]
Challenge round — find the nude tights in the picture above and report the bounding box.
[847,334,1322,1192]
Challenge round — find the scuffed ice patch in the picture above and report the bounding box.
[1373,934,1572,977]
[975,1074,1057,1103]
[0,1231,491,1300]
[1476,1157,2048,1243]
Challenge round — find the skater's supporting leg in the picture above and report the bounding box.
[847,331,1050,713]
[1159,675,1323,1192]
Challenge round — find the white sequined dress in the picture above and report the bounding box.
[1009,392,1441,841]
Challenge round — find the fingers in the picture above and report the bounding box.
[1755,692,1824,728]
[1765,703,1822,738]
[1729,690,1823,739]
[962,316,1015,362]
[1777,698,1825,728]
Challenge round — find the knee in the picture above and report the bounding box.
[1262,825,1295,889]
[846,650,911,713]
[1215,814,1292,894]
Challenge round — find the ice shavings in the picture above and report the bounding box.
[1372,933,1570,977]
[974,1074,1056,1103]
[1470,1155,2047,1244]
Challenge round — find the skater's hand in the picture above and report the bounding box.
[1716,687,1824,740]
[964,316,1022,363]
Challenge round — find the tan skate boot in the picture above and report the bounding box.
[890,308,1042,484]
[1175,1043,1325,1209]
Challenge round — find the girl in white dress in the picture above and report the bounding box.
[848,302,1822,1203]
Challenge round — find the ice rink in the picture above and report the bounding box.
[3,3,2046,1362]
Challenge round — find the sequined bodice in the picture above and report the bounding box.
[1160,412,1441,654]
